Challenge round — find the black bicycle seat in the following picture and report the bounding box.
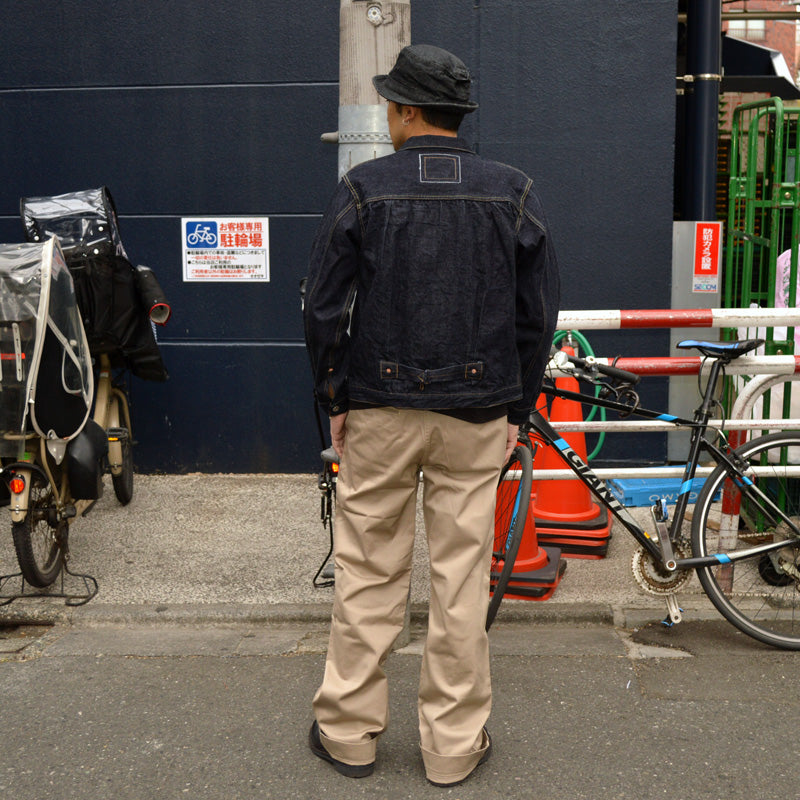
[676,338,764,359]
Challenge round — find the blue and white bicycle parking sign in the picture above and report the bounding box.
[185,220,218,248]
[181,216,270,282]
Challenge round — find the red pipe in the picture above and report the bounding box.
[611,356,800,376]
[618,310,713,328]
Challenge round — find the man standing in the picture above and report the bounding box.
[304,44,559,786]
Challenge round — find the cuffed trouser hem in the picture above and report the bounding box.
[421,728,491,785]
[318,727,378,766]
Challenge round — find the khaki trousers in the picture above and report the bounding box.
[312,407,506,784]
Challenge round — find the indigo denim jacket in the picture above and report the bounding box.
[304,135,560,425]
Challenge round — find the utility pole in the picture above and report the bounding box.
[321,1,413,646]
[323,1,411,178]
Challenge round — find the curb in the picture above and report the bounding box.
[0,600,639,628]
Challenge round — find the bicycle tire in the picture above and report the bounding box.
[112,434,133,505]
[691,431,800,650]
[11,474,64,587]
[486,443,533,630]
[110,395,134,506]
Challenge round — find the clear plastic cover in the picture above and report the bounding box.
[45,243,93,409]
[0,244,42,457]
[21,187,127,260]
[0,240,92,457]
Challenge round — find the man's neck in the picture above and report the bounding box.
[406,121,458,139]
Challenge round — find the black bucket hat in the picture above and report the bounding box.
[372,44,478,113]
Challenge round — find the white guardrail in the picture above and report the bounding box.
[536,307,800,479]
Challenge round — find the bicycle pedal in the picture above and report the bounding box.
[106,427,129,442]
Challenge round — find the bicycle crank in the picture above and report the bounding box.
[632,545,692,626]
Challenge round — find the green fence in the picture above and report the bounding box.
[726,97,799,351]
[725,97,800,423]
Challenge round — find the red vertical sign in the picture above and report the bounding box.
[693,221,721,293]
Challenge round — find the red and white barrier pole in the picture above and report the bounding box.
[557,307,800,330]
[588,355,800,376]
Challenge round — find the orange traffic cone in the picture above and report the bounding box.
[531,345,612,558]
[512,500,549,573]
[490,441,565,602]
[503,511,566,601]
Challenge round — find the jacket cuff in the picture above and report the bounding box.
[507,407,529,426]
[325,398,349,416]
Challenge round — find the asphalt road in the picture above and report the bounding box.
[1,617,799,800]
[1,474,799,798]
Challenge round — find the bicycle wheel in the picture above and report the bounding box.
[110,393,134,506]
[11,473,64,587]
[692,432,800,649]
[486,443,533,630]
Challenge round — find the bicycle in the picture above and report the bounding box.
[0,241,138,601]
[1,188,170,603]
[487,338,800,651]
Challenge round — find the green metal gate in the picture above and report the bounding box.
[726,97,799,353]
[725,97,800,423]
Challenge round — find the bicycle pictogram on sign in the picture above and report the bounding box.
[186,221,218,248]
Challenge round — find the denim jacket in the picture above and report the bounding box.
[304,135,560,425]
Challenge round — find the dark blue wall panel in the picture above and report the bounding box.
[1,1,678,472]
[118,217,318,341]
[0,86,339,215]
[473,0,677,313]
[128,344,320,473]
[3,0,339,87]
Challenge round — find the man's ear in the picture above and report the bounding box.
[404,105,421,124]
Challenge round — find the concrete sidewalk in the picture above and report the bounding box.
[0,472,713,627]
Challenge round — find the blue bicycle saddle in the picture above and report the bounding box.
[676,339,764,359]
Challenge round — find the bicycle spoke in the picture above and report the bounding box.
[693,432,800,649]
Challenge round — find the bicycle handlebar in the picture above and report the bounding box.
[548,347,641,386]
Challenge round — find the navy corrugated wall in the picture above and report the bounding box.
[1,1,677,472]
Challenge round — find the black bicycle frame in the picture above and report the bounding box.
[534,357,800,572]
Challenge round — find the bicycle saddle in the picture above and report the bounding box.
[676,338,764,359]
[321,446,340,465]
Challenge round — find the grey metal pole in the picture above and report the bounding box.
[322,1,414,648]
[325,0,411,179]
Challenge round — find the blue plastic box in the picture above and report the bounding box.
[606,477,717,507]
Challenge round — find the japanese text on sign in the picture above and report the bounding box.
[182,217,270,282]
[692,221,721,293]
